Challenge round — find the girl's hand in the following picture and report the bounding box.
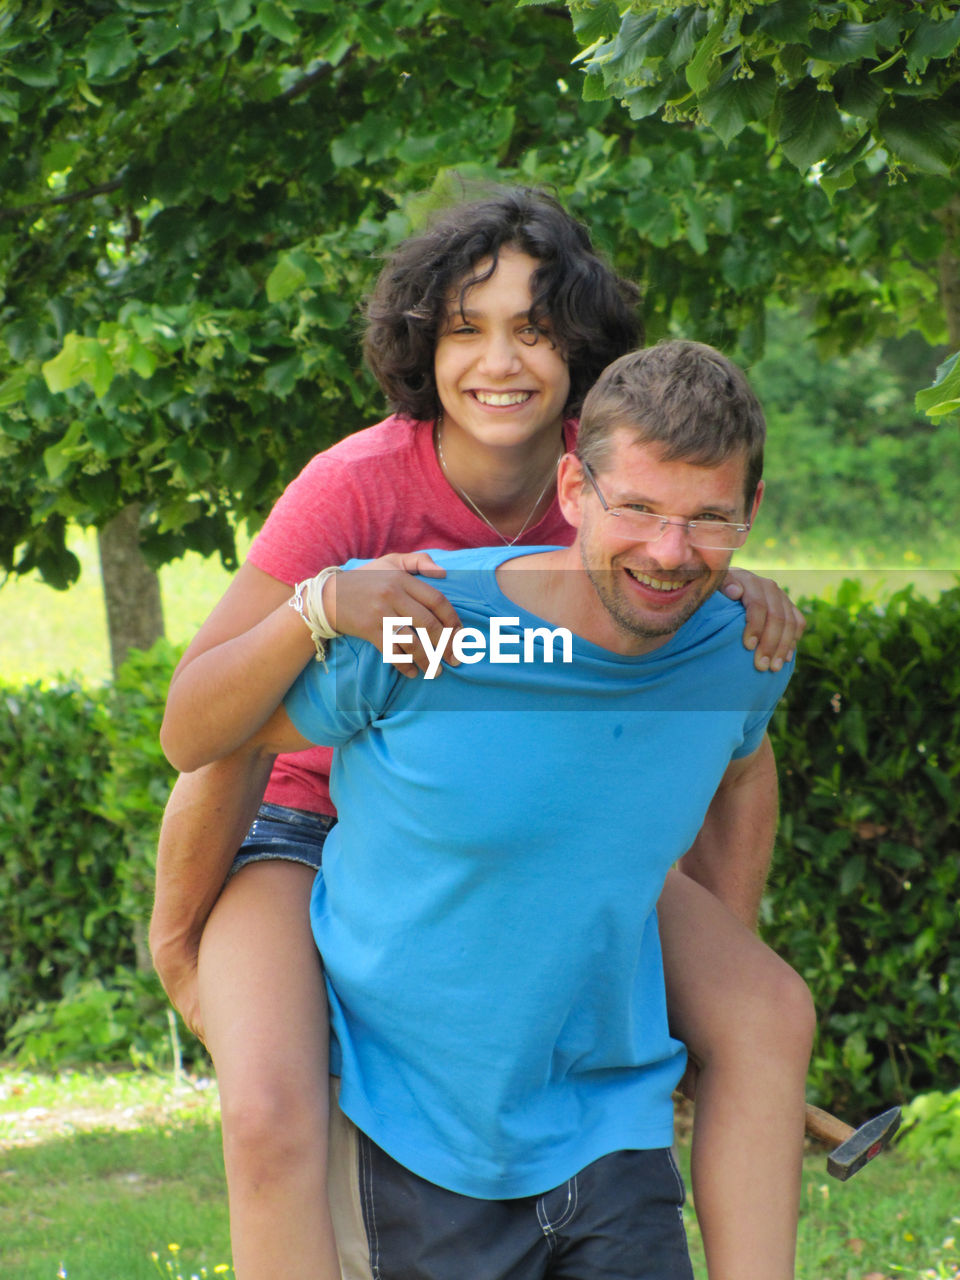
[325,552,462,677]
[722,568,805,673]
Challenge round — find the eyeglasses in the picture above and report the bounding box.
[579,458,752,551]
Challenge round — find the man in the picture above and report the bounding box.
[230,340,795,1279]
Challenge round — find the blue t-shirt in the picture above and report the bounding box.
[284,545,793,1199]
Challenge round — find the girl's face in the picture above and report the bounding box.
[433,248,571,455]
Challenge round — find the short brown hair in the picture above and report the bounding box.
[363,187,641,420]
[577,341,766,509]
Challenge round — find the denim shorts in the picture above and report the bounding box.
[328,1083,693,1280]
[229,802,336,877]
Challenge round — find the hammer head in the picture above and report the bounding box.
[827,1106,902,1181]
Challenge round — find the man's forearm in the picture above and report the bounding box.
[150,755,274,1005]
[677,735,779,929]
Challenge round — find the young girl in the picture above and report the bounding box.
[152,188,812,1280]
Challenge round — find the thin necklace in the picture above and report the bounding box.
[435,419,562,547]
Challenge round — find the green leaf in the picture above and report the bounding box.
[265,254,308,303]
[43,419,86,481]
[42,335,115,398]
[818,131,875,199]
[255,1,300,43]
[84,17,137,82]
[581,68,610,103]
[217,0,255,29]
[915,352,960,419]
[699,60,777,146]
[302,292,353,329]
[778,80,843,171]
[621,79,672,120]
[168,437,213,484]
[570,0,620,47]
[681,192,708,255]
[263,351,304,397]
[599,11,661,85]
[42,335,87,394]
[839,854,865,897]
[905,12,960,74]
[86,415,130,460]
[833,66,886,121]
[665,7,708,74]
[878,99,959,176]
[7,56,61,89]
[354,8,402,57]
[140,18,186,63]
[0,367,29,409]
[808,22,879,66]
[128,341,158,380]
[746,0,811,45]
[685,21,724,95]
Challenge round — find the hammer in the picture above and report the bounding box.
[805,1103,902,1180]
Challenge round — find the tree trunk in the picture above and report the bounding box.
[938,195,960,350]
[98,503,165,975]
[97,502,165,677]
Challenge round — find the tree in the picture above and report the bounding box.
[0,0,595,664]
[556,0,960,413]
[2,0,957,669]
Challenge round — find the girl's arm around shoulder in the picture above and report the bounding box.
[160,552,460,774]
[160,561,317,774]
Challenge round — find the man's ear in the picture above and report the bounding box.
[747,478,764,529]
[556,453,587,530]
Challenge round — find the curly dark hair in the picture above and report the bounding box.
[363,187,642,420]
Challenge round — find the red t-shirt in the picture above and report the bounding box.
[247,414,577,813]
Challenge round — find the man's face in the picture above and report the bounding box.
[564,428,762,654]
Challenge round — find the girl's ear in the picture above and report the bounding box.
[556,453,587,530]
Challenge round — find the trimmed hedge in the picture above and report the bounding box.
[765,581,960,1116]
[1,589,958,1112]
[0,641,183,1066]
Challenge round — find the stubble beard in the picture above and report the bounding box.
[580,555,726,646]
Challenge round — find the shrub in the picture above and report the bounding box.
[765,581,960,1118]
[0,679,121,1027]
[5,970,176,1069]
[0,639,196,1065]
[898,1088,960,1163]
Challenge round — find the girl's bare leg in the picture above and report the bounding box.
[659,868,815,1280]
[198,861,340,1280]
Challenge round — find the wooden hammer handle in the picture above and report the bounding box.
[805,1102,854,1148]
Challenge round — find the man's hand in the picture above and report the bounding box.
[149,760,274,1043]
[324,552,463,677]
[149,924,205,1043]
[722,568,805,673]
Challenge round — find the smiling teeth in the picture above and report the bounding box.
[474,391,531,406]
[627,569,684,592]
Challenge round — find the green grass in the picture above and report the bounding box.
[2,1070,958,1280]
[0,530,240,686]
[0,1070,230,1280]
